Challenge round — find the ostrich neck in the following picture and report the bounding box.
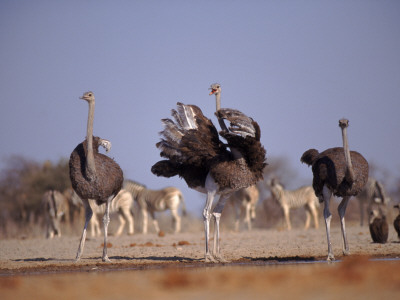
[341,126,355,182]
[215,93,229,132]
[86,101,96,177]
[215,93,221,111]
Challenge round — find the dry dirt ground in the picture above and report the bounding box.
[1,223,400,299]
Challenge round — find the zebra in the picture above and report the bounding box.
[229,185,259,231]
[42,190,69,238]
[72,189,134,237]
[357,177,390,226]
[268,178,319,230]
[123,180,186,234]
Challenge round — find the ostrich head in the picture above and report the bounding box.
[80,91,95,102]
[369,209,380,224]
[209,83,221,96]
[339,118,349,129]
[99,138,112,153]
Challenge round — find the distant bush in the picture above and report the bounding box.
[0,155,70,226]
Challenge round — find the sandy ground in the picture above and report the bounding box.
[1,223,400,299]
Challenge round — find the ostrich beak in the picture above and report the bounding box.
[209,89,217,95]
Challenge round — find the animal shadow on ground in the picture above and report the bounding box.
[93,255,201,262]
[241,256,317,263]
[12,258,71,262]
[12,256,200,263]
[77,255,202,262]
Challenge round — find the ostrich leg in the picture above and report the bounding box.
[212,193,231,262]
[338,196,351,256]
[102,198,112,262]
[203,174,218,262]
[322,185,334,261]
[203,191,216,262]
[75,199,93,261]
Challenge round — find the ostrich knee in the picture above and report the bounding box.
[212,212,222,255]
[338,197,350,255]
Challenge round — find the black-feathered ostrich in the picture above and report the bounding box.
[69,91,123,262]
[368,209,388,244]
[151,83,267,262]
[301,119,369,261]
[393,204,400,240]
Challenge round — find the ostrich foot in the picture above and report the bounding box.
[326,253,335,262]
[342,249,350,256]
[205,253,218,263]
[102,255,112,263]
[214,254,229,263]
[205,253,229,263]
[75,251,83,263]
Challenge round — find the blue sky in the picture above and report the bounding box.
[1,1,399,214]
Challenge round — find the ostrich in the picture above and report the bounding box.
[69,91,123,262]
[300,119,369,261]
[394,205,400,240]
[151,84,267,262]
[368,209,388,244]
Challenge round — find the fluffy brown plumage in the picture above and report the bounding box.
[393,205,400,240]
[369,210,389,244]
[301,119,368,261]
[152,90,266,262]
[69,136,123,204]
[301,147,369,198]
[152,104,266,192]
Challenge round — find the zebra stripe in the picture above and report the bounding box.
[229,185,259,231]
[123,179,186,234]
[268,179,319,230]
[88,190,132,215]
[72,189,134,237]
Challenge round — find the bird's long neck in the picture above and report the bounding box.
[215,92,229,132]
[86,101,96,178]
[341,126,355,183]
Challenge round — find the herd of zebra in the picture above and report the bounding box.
[42,179,259,238]
[43,176,399,243]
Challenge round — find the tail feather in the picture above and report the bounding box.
[175,102,197,130]
[301,149,319,166]
[154,102,224,166]
[151,160,179,178]
[160,119,183,143]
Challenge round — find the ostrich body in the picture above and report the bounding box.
[69,91,123,262]
[393,205,400,240]
[368,209,388,244]
[301,119,368,261]
[151,84,266,262]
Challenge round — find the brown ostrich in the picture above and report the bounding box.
[151,84,267,262]
[69,91,123,262]
[393,204,400,240]
[368,209,388,244]
[301,119,369,261]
